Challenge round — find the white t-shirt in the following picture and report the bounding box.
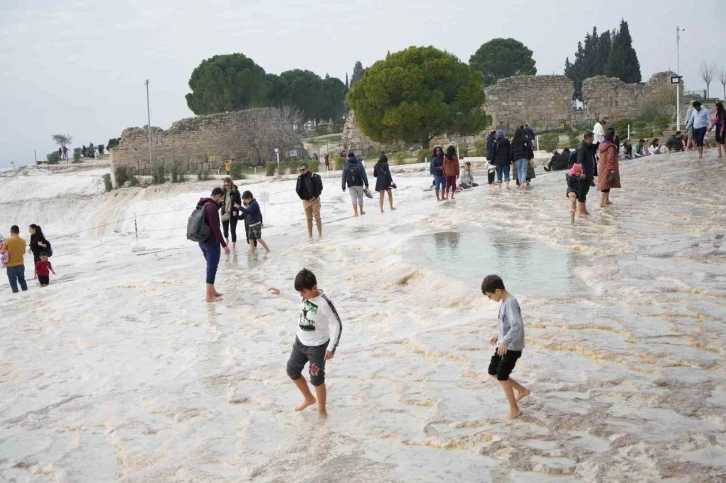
[593,122,605,143]
[280,290,342,351]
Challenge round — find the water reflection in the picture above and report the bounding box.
[415,227,589,296]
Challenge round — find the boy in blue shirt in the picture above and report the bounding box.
[237,190,270,254]
[482,274,530,419]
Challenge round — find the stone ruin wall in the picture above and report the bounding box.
[341,112,407,155]
[111,109,293,175]
[484,75,575,133]
[343,72,680,149]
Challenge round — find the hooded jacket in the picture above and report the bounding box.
[575,141,595,180]
[486,134,496,161]
[341,155,369,189]
[197,197,226,247]
[296,172,323,200]
[492,137,512,165]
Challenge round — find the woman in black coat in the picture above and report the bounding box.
[373,153,396,213]
[221,177,242,249]
[28,224,50,263]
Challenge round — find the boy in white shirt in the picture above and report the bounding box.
[269,268,342,419]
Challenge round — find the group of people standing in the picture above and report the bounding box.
[1,224,56,293]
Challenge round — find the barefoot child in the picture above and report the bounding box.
[269,268,342,419]
[237,190,270,255]
[566,161,586,225]
[482,274,530,419]
[34,252,56,287]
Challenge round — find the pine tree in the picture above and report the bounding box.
[606,20,641,83]
[345,72,349,89]
[596,30,612,75]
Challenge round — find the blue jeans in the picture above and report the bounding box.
[199,242,221,284]
[434,175,446,191]
[515,158,529,184]
[495,164,510,183]
[7,265,27,293]
[693,127,707,147]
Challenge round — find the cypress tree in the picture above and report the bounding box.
[606,20,642,83]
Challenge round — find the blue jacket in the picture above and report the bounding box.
[486,135,496,161]
[342,156,369,189]
[238,199,263,225]
[430,155,444,176]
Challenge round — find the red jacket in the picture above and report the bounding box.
[197,197,226,247]
[442,156,460,177]
[35,260,52,276]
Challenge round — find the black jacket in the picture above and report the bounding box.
[220,189,242,219]
[511,140,532,162]
[576,141,595,179]
[296,172,323,200]
[486,135,496,161]
[492,138,512,165]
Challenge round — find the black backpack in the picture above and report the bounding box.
[568,149,578,168]
[346,162,361,186]
[45,240,53,258]
[186,203,212,242]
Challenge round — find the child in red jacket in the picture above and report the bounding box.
[35,252,56,287]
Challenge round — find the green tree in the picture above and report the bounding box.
[347,46,488,148]
[469,38,537,87]
[52,133,72,147]
[107,138,119,149]
[185,53,270,115]
[319,74,348,122]
[606,20,641,83]
[269,69,323,121]
[350,61,365,87]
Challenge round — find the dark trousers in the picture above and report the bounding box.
[7,265,28,293]
[222,218,237,243]
[199,242,221,284]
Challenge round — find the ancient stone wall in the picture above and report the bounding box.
[581,72,676,122]
[111,109,299,175]
[484,76,575,133]
[341,112,407,155]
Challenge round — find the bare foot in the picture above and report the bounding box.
[360,210,366,215]
[214,292,223,297]
[380,209,384,214]
[516,388,531,402]
[295,398,316,412]
[205,296,223,303]
[391,207,396,211]
[507,409,522,420]
[354,214,359,217]
[318,410,328,420]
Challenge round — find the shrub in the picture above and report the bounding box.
[568,131,581,148]
[474,139,487,157]
[278,162,289,175]
[653,114,671,131]
[265,161,276,176]
[98,144,105,156]
[315,125,331,136]
[196,167,210,180]
[308,160,320,172]
[288,161,301,175]
[151,164,166,184]
[170,164,183,183]
[334,157,346,170]
[72,148,82,163]
[114,165,128,186]
[539,133,559,152]
[230,161,244,179]
[107,138,120,150]
[417,147,431,162]
[613,118,634,138]
[46,151,61,164]
[458,144,469,158]
[102,174,113,192]
[393,152,407,165]
[126,167,139,187]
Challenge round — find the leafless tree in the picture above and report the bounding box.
[719,69,726,100]
[698,61,717,98]
[238,106,303,163]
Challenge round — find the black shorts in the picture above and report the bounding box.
[488,349,522,381]
[286,338,330,386]
[38,275,50,286]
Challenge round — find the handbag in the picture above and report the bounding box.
[528,158,536,169]
[606,170,620,184]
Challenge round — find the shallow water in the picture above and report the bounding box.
[411,227,590,296]
[1,152,725,483]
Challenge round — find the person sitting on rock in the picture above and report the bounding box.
[666,131,684,152]
[544,148,571,171]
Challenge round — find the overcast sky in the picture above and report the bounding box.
[1,0,724,168]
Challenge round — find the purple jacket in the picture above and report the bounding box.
[197,197,226,247]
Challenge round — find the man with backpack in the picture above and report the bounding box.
[188,187,229,303]
[341,152,369,217]
[296,163,324,239]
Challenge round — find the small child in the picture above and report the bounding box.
[34,252,56,287]
[269,268,342,420]
[459,162,478,189]
[237,190,270,254]
[566,162,586,224]
[481,274,530,419]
